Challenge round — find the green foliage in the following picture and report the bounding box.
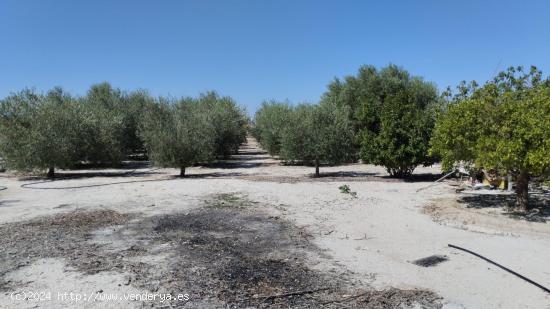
[73,83,153,164]
[124,90,155,151]
[198,91,248,158]
[139,91,247,175]
[279,102,356,175]
[323,64,438,177]
[338,184,358,198]
[278,104,316,163]
[253,101,292,155]
[432,67,550,175]
[480,88,549,176]
[321,65,379,134]
[339,184,351,193]
[0,88,82,173]
[78,83,128,165]
[139,97,218,176]
[0,83,245,177]
[431,66,550,210]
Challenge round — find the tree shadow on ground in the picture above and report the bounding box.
[201,161,276,169]
[20,178,176,190]
[182,172,245,179]
[235,150,268,156]
[72,160,151,170]
[398,173,445,182]
[312,171,443,183]
[19,172,246,190]
[458,192,550,222]
[230,155,273,161]
[0,199,20,207]
[16,160,159,181]
[313,171,378,178]
[18,169,164,181]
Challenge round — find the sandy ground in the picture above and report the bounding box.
[0,138,549,308]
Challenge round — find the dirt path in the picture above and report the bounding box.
[0,138,549,308]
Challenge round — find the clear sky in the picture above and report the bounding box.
[1,0,549,113]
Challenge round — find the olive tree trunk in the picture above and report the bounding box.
[515,171,529,212]
[180,166,186,177]
[314,159,320,177]
[47,166,55,179]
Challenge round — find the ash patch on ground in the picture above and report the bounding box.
[144,198,335,307]
[0,210,135,285]
[412,255,449,267]
[0,194,443,308]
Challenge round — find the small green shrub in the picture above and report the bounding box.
[338,184,357,198]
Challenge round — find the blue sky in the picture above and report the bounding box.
[1,0,549,113]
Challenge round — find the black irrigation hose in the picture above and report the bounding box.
[0,186,7,191]
[20,168,167,190]
[448,244,550,294]
[21,178,175,190]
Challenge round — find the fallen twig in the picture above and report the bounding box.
[320,291,370,305]
[260,287,330,303]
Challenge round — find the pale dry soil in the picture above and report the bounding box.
[0,138,548,308]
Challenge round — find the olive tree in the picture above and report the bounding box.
[139,97,217,177]
[280,102,356,176]
[198,92,248,158]
[360,76,439,177]
[431,66,550,212]
[78,83,128,165]
[124,89,154,152]
[0,88,82,177]
[253,101,292,155]
[321,65,439,177]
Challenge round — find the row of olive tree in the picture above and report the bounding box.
[252,101,293,155]
[253,100,355,176]
[254,65,439,177]
[280,102,356,176]
[0,84,146,177]
[139,92,247,177]
[0,85,247,178]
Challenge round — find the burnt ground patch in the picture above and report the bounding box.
[0,209,181,302]
[147,207,329,307]
[0,210,138,289]
[412,255,449,267]
[0,194,443,308]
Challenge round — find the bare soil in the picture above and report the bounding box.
[0,194,442,308]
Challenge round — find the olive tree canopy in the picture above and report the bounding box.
[139,97,217,177]
[253,101,292,155]
[280,102,356,176]
[321,64,439,177]
[0,88,82,177]
[198,91,248,158]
